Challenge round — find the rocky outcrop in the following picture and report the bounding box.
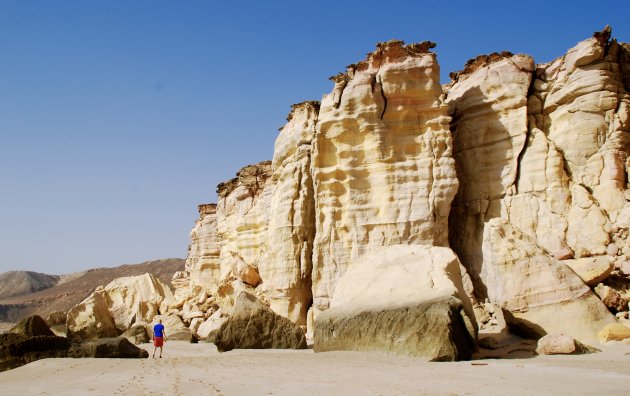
[67,273,173,339]
[213,291,307,352]
[185,204,221,292]
[446,27,629,341]
[314,245,475,361]
[259,101,319,326]
[1,317,148,372]
[171,28,630,357]
[311,40,458,313]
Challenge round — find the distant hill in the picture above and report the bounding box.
[0,271,60,299]
[0,258,185,322]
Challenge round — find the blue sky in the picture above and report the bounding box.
[1,1,628,274]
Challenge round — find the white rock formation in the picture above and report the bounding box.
[67,273,173,339]
[481,219,615,342]
[185,204,220,291]
[311,40,458,312]
[259,101,319,326]
[216,162,274,292]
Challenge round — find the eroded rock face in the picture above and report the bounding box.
[447,28,629,340]
[67,273,174,339]
[259,101,319,326]
[311,40,458,312]
[216,162,274,298]
[173,29,629,354]
[314,245,476,361]
[481,219,615,342]
[185,204,220,292]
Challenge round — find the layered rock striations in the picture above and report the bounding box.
[67,273,173,339]
[260,101,319,326]
[311,41,458,312]
[167,28,630,356]
[447,27,628,342]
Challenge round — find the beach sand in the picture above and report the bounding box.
[1,341,629,395]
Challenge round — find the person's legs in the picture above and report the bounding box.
[152,345,157,357]
[158,345,162,358]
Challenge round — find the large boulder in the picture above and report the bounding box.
[314,245,476,361]
[481,219,616,342]
[67,337,149,359]
[536,333,599,355]
[67,273,174,339]
[122,322,150,345]
[9,315,54,337]
[213,291,307,352]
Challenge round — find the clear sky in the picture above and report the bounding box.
[1,1,628,274]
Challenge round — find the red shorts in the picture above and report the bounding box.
[153,336,164,347]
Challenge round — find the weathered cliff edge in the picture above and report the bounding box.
[170,28,630,358]
[70,28,630,361]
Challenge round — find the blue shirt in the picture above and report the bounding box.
[153,323,165,337]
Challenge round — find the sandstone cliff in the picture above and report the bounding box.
[168,27,630,356]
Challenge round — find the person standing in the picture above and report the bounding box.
[152,319,166,358]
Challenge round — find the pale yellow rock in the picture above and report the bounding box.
[564,257,614,286]
[447,52,535,287]
[185,204,220,291]
[102,273,174,332]
[481,219,615,342]
[66,273,174,337]
[312,41,458,311]
[196,309,227,340]
[598,323,630,342]
[260,101,318,326]
[66,287,118,339]
[448,30,629,314]
[216,162,274,289]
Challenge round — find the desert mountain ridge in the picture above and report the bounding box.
[0,258,184,322]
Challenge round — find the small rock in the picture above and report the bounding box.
[564,258,614,287]
[607,243,619,257]
[598,323,630,342]
[553,247,574,260]
[536,333,599,355]
[594,284,629,312]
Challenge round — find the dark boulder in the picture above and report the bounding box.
[9,315,54,337]
[0,316,148,372]
[214,291,307,352]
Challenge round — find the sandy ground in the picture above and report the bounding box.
[1,341,629,395]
